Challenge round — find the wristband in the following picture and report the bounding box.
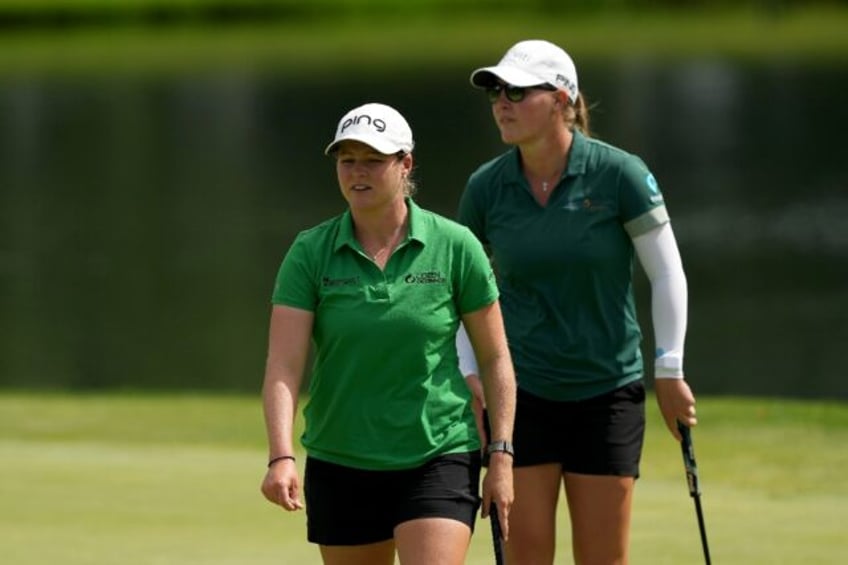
[486,440,514,458]
[267,455,296,467]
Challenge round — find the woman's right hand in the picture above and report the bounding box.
[261,459,304,511]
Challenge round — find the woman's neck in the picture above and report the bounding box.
[352,198,409,265]
[520,127,573,182]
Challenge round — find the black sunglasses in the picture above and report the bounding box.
[485,83,558,103]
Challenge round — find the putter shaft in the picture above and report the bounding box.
[678,421,711,565]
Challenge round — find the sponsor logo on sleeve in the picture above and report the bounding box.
[646,173,664,203]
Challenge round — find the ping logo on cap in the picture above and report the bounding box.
[340,114,387,133]
[325,102,414,155]
[504,49,532,64]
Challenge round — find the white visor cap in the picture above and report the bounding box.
[325,102,414,155]
[470,39,579,103]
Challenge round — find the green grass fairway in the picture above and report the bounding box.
[1,392,846,564]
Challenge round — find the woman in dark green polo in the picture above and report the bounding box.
[457,40,699,565]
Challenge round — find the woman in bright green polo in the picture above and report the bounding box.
[259,102,516,565]
[457,40,699,564]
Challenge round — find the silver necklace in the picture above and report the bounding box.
[539,170,561,193]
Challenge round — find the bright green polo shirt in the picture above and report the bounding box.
[272,198,498,470]
[458,130,669,401]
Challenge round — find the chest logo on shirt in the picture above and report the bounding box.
[562,197,607,212]
[404,271,447,284]
[323,275,361,287]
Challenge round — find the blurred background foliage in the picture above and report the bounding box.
[1,0,847,78]
[0,0,842,21]
[0,1,847,74]
[1,0,846,395]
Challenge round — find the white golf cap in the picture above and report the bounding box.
[470,39,579,103]
[324,102,415,155]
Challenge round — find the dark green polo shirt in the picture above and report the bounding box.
[458,130,669,401]
[272,198,498,470]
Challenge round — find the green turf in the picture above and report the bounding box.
[1,392,846,564]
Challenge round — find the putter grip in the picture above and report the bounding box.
[677,420,701,496]
[490,503,505,565]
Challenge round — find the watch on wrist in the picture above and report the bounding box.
[486,440,515,457]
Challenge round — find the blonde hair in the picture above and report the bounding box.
[398,152,418,197]
[563,90,592,137]
[403,175,418,197]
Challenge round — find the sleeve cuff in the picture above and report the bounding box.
[655,353,684,379]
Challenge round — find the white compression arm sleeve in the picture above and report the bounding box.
[456,321,479,378]
[633,223,688,379]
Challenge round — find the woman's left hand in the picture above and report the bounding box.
[655,378,697,441]
[481,453,513,540]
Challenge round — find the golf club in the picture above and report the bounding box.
[489,502,505,565]
[678,420,711,564]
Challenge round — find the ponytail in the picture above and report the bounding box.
[570,91,591,137]
[574,92,592,137]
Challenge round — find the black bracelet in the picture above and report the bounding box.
[267,455,296,467]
